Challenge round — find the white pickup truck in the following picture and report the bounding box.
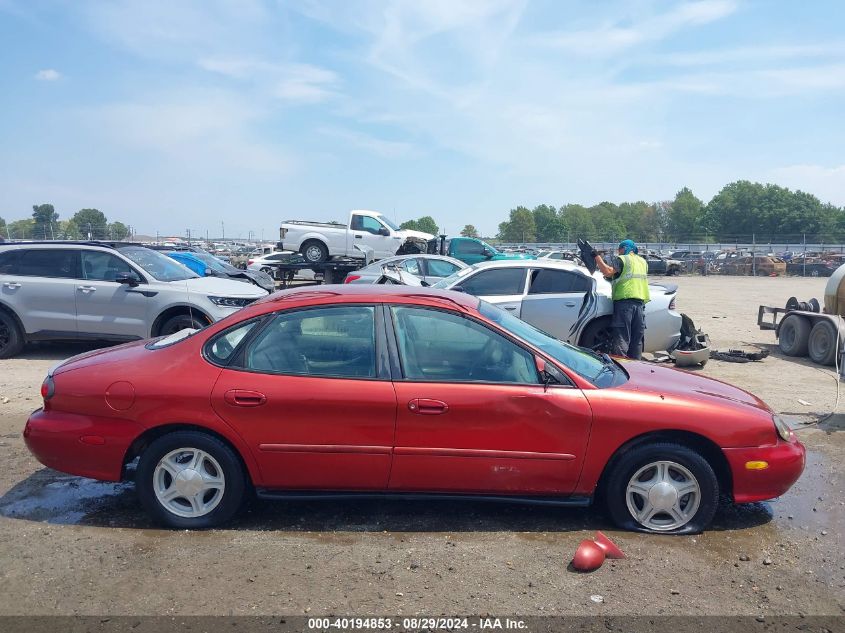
[280,210,435,263]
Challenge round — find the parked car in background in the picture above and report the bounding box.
[438,237,536,266]
[246,251,317,281]
[0,242,268,358]
[24,284,805,534]
[164,250,275,293]
[433,259,682,353]
[720,255,786,276]
[279,210,434,263]
[537,250,582,263]
[785,260,837,277]
[343,254,466,285]
[644,254,683,276]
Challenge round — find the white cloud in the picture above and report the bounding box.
[318,127,416,159]
[653,42,845,67]
[91,91,291,174]
[770,165,845,206]
[533,0,737,55]
[198,57,339,103]
[35,69,61,81]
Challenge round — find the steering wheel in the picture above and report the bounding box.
[469,338,499,379]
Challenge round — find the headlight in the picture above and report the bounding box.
[207,296,255,308]
[773,414,792,442]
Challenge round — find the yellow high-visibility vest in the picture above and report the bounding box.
[612,253,650,302]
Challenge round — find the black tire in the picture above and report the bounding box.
[603,442,719,534]
[579,317,613,353]
[159,314,207,337]
[0,310,25,359]
[136,431,246,529]
[778,315,811,357]
[300,240,329,264]
[808,320,839,366]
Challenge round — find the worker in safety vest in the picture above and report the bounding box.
[591,239,651,359]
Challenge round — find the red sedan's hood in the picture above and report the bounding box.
[50,339,152,376]
[617,359,772,413]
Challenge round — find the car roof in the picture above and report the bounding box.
[251,284,480,313]
[0,241,145,251]
[361,254,466,270]
[470,257,589,274]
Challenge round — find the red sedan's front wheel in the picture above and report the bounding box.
[604,442,719,534]
[136,431,247,529]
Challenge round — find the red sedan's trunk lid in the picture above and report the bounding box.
[50,339,153,376]
[617,359,772,413]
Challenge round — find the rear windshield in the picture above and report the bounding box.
[119,246,199,282]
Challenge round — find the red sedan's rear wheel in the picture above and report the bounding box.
[604,442,719,534]
[136,431,247,529]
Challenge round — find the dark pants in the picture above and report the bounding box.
[611,299,645,360]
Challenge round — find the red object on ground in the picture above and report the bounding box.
[572,539,606,572]
[593,531,625,559]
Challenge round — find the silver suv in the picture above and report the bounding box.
[0,242,268,358]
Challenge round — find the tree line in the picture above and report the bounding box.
[494,181,845,244]
[0,204,131,241]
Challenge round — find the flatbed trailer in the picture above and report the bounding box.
[268,258,365,287]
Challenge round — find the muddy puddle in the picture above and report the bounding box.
[1,449,840,544]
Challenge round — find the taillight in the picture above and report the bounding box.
[669,297,676,310]
[41,376,55,400]
[247,259,254,265]
[345,275,361,284]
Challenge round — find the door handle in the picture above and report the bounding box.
[224,389,267,407]
[77,286,97,293]
[504,306,517,311]
[564,302,576,307]
[354,234,363,239]
[2,282,21,289]
[408,398,449,415]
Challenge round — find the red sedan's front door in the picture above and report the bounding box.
[210,305,397,490]
[386,305,593,495]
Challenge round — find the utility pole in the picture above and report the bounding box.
[803,234,806,277]
[221,221,225,241]
[752,233,756,276]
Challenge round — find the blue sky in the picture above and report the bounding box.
[1,0,844,239]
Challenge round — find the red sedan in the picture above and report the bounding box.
[23,286,804,533]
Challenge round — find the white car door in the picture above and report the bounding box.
[455,267,529,316]
[75,250,153,339]
[519,268,595,343]
[350,214,395,259]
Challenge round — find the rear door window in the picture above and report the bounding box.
[425,259,461,277]
[17,249,80,278]
[460,268,526,296]
[241,306,377,378]
[528,269,592,294]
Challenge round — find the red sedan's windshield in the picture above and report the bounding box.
[478,300,617,385]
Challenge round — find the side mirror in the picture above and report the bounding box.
[115,272,139,287]
[378,227,390,236]
[205,268,213,276]
[534,356,546,374]
[451,286,465,293]
[482,248,493,258]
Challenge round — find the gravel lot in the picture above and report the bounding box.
[0,276,843,617]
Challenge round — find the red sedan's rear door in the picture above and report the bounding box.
[210,305,397,490]
[386,305,593,495]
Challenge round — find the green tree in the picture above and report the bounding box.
[497,206,536,242]
[71,208,109,239]
[415,216,439,235]
[109,221,130,240]
[668,187,705,240]
[0,216,6,238]
[7,218,35,240]
[31,203,58,239]
[399,219,420,231]
[559,204,595,239]
[460,224,479,238]
[532,204,568,242]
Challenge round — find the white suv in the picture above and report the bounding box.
[0,242,268,358]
